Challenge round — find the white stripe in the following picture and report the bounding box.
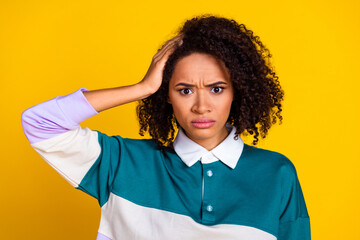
[31,127,100,187]
[98,193,277,240]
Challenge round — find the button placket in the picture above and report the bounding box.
[201,164,216,224]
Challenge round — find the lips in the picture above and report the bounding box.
[191,118,215,128]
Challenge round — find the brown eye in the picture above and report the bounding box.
[179,88,193,95]
[211,87,223,93]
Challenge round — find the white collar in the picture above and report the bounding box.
[173,124,244,169]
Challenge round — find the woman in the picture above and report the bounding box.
[21,15,310,240]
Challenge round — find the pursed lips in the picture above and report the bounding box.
[191,118,215,128]
[191,118,215,123]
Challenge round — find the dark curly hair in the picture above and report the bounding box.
[137,14,284,148]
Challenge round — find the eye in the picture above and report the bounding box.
[179,88,193,95]
[211,86,224,94]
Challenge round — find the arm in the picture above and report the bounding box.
[21,33,183,143]
[21,34,183,200]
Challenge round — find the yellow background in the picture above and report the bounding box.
[1,0,359,239]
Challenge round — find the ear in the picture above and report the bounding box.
[167,97,172,104]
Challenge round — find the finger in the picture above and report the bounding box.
[157,45,177,63]
[156,34,184,59]
[154,41,177,61]
[160,33,184,53]
[152,33,184,63]
[169,34,184,47]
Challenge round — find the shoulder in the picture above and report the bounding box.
[96,131,157,147]
[242,144,298,176]
[123,137,159,149]
[95,131,164,156]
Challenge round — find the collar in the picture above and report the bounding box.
[173,124,244,169]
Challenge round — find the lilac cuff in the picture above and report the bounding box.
[96,233,112,240]
[21,88,99,144]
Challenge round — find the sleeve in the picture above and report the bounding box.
[21,88,120,206]
[278,161,311,240]
[21,88,98,144]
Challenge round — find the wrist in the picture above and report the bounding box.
[137,81,157,98]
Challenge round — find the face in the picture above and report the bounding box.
[168,52,234,150]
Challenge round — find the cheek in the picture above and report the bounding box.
[171,104,186,128]
[169,92,189,114]
[219,94,234,112]
[171,100,192,127]
[227,98,234,110]
[171,100,186,117]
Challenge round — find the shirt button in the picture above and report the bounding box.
[206,170,213,177]
[206,205,213,212]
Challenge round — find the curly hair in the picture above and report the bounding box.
[137,14,284,148]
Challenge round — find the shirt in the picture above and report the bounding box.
[21,88,311,240]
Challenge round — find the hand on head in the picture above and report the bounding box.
[140,33,184,94]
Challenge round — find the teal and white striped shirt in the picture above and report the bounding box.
[22,88,311,240]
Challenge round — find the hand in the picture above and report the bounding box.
[139,33,183,95]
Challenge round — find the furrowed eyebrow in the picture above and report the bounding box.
[174,81,228,87]
[175,83,195,87]
[205,81,228,87]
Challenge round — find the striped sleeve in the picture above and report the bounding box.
[21,88,117,204]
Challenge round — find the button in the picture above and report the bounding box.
[206,170,213,177]
[206,205,213,212]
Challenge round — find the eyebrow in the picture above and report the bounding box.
[175,81,228,87]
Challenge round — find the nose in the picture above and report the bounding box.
[191,91,212,114]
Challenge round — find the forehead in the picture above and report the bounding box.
[170,52,231,84]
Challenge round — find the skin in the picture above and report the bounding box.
[168,53,234,150]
